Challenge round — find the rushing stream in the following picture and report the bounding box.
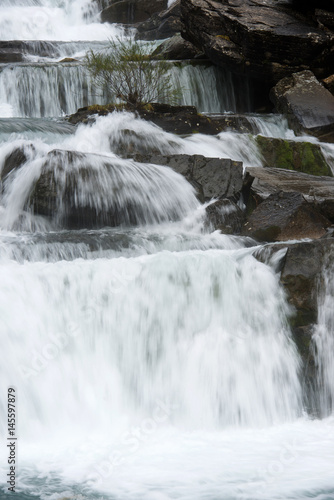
[1,1,334,499]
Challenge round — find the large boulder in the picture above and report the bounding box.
[181,0,334,83]
[245,166,334,223]
[131,153,243,202]
[101,0,167,24]
[135,0,181,40]
[242,191,331,242]
[255,135,332,176]
[29,149,199,229]
[270,71,334,142]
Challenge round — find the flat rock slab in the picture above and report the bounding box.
[270,71,334,142]
[246,166,334,202]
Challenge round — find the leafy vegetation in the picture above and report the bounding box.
[85,38,182,110]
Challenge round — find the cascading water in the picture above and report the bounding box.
[1,1,334,500]
[313,253,334,416]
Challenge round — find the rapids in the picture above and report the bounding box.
[0,1,334,500]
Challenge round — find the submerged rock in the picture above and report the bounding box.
[255,135,332,176]
[270,71,334,142]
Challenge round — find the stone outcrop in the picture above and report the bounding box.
[152,34,204,60]
[135,0,181,40]
[181,0,334,83]
[130,153,243,201]
[270,71,334,142]
[254,238,334,327]
[68,104,262,135]
[242,191,331,242]
[255,135,332,176]
[101,0,167,24]
[245,167,334,223]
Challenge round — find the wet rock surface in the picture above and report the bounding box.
[181,0,334,83]
[270,71,334,142]
[242,191,331,242]
[135,0,181,40]
[255,135,332,176]
[130,153,243,202]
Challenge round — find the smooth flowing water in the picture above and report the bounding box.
[1,1,334,500]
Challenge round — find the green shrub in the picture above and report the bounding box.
[85,38,182,110]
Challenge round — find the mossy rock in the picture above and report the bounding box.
[256,135,332,176]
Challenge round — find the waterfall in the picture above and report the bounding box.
[1,1,334,499]
[313,252,334,416]
[0,62,252,118]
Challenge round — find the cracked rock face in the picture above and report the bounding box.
[181,0,334,83]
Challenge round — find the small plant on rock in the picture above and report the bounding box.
[85,38,182,110]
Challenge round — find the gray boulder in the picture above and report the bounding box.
[270,71,334,142]
[131,153,243,201]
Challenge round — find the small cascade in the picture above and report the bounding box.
[0,63,97,118]
[0,62,253,118]
[169,63,252,113]
[313,252,334,416]
[0,0,121,41]
[0,145,199,231]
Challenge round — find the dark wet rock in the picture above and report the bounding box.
[68,103,261,135]
[131,153,243,202]
[254,238,334,328]
[152,34,205,60]
[270,71,334,142]
[255,135,332,176]
[31,149,192,229]
[101,0,167,24]
[135,0,181,40]
[242,191,331,242]
[181,0,334,83]
[245,167,334,223]
[205,199,244,234]
[0,51,24,63]
[1,148,28,181]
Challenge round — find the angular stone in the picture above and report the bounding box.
[270,71,334,142]
[131,153,243,201]
[242,191,331,242]
[152,34,204,60]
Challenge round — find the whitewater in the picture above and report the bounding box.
[0,1,334,500]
